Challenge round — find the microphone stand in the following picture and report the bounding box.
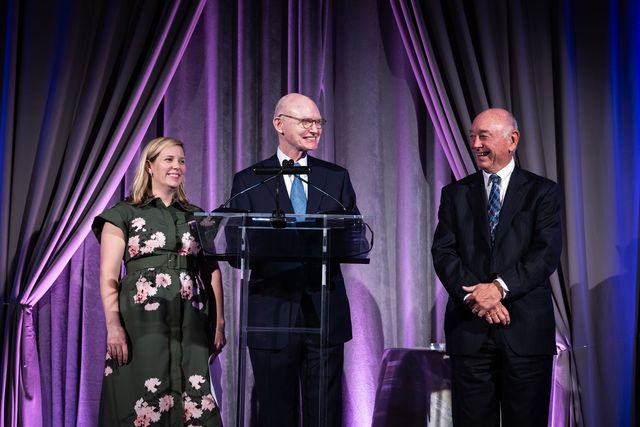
[270,159,294,228]
[297,176,349,213]
[271,173,286,228]
[215,174,280,212]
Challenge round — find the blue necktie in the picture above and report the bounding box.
[488,174,501,242]
[290,162,307,214]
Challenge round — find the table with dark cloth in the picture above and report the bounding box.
[372,347,452,427]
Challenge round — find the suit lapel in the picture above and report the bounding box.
[467,172,492,247]
[306,156,326,214]
[493,168,528,246]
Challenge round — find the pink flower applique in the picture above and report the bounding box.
[188,374,206,390]
[180,273,194,300]
[144,378,161,393]
[133,277,157,304]
[144,302,160,311]
[201,393,216,411]
[131,217,146,232]
[182,395,203,421]
[133,417,149,427]
[155,273,172,288]
[178,232,201,256]
[134,397,161,424]
[158,395,175,413]
[140,232,167,254]
[128,235,140,257]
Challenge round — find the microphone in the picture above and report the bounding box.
[217,160,304,211]
[253,165,311,175]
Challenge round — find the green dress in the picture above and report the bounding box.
[92,198,222,426]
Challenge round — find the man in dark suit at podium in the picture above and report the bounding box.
[431,108,562,427]
[229,93,359,427]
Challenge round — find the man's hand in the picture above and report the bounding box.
[463,282,503,316]
[483,302,511,325]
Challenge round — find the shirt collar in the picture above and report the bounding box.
[277,147,308,166]
[136,196,194,211]
[482,158,515,188]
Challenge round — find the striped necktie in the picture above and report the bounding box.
[487,174,501,242]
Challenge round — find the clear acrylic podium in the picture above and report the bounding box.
[194,212,371,427]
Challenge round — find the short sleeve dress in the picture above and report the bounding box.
[92,198,222,427]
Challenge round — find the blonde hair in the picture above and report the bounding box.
[128,137,189,206]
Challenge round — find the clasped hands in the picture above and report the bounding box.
[463,282,511,325]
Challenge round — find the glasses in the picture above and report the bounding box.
[278,114,327,129]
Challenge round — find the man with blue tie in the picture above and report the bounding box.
[432,108,562,427]
[230,93,359,427]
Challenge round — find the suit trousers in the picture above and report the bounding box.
[249,295,344,427]
[450,327,553,427]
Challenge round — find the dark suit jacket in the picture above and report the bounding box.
[431,167,562,356]
[230,154,359,349]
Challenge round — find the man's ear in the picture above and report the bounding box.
[509,129,520,153]
[273,117,284,135]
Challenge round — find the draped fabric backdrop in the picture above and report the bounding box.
[0,1,207,425]
[1,1,639,426]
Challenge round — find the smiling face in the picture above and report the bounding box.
[273,94,322,160]
[469,109,520,173]
[147,144,186,195]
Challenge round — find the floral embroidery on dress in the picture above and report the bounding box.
[180,273,194,300]
[133,378,176,425]
[139,232,167,254]
[145,378,162,393]
[182,373,217,425]
[129,235,140,257]
[134,397,161,425]
[130,273,174,311]
[179,273,207,311]
[132,271,205,312]
[178,232,201,256]
[127,219,166,257]
[133,277,157,305]
[158,395,174,412]
[104,352,116,377]
[129,375,215,426]
[155,273,172,288]
[188,375,206,390]
[131,217,146,232]
[201,394,216,411]
[144,302,160,311]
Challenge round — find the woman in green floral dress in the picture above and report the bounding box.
[92,137,225,426]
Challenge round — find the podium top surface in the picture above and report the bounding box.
[193,212,372,262]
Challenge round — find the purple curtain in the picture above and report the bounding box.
[0,1,206,426]
[388,0,579,425]
[161,1,448,424]
[390,0,640,426]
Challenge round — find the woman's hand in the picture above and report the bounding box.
[212,324,226,355]
[100,223,128,366]
[106,323,129,366]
